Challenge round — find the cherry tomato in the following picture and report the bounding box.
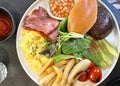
[78,71,88,82]
[86,62,95,73]
[88,62,95,69]
[88,67,102,83]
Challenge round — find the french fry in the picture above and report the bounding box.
[39,70,48,79]
[48,77,56,86]
[46,66,54,73]
[55,60,68,67]
[52,66,63,86]
[40,71,56,85]
[67,59,91,85]
[40,84,47,86]
[61,59,75,86]
[39,59,54,75]
[60,65,65,71]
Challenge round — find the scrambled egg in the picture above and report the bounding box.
[21,29,49,73]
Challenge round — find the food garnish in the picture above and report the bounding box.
[68,0,97,34]
[62,37,91,54]
[58,17,68,32]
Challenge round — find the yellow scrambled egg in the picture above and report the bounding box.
[21,29,49,74]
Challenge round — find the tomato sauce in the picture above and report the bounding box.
[0,16,12,38]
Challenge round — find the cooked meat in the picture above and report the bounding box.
[24,15,59,35]
[88,6,113,39]
[23,7,59,42]
[32,7,49,19]
[47,29,58,42]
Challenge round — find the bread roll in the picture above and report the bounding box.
[68,0,97,34]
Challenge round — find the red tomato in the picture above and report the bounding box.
[88,67,102,83]
[88,62,95,69]
[78,71,88,82]
[86,62,95,73]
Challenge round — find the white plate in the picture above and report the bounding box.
[16,0,120,85]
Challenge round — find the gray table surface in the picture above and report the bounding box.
[0,0,120,86]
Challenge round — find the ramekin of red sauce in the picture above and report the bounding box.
[0,6,15,43]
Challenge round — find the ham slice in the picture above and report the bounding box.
[23,7,59,42]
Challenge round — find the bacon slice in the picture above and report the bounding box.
[32,7,49,19]
[24,16,59,35]
[23,7,59,42]
[48,29,58,42]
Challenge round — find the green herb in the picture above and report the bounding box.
[39,43,56,56]
[58,17,68,32]
[56,17,84,54]
[52,54,82,63]
[62,38,91,54]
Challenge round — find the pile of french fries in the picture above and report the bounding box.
[39,58,91,86]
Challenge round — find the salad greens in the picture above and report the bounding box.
[56,17,84,54]
[52,54,80,63]
[56,31,84,54]
[58,17,68,32]
[62,38,91,54]
[39,17,118,68]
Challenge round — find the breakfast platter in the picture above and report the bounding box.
[16,0,120,86]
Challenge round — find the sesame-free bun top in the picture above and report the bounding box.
[68,0,97,34]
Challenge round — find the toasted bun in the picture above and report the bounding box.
[68,0,97,34]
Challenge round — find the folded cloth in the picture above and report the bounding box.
[107,0,120,11]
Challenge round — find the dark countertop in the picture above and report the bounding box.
[0,0,120,86]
